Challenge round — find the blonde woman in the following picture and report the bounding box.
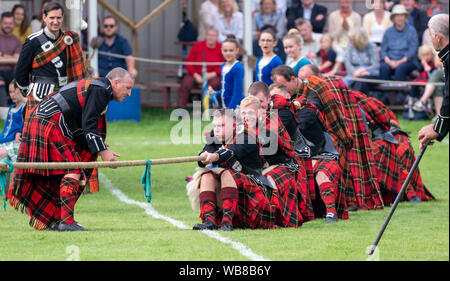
[343,28,380,93]
[362,0,393,48]
[282,28,311,76]
[214,0,243,42]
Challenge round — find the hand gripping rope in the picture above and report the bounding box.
[0,155,206,210]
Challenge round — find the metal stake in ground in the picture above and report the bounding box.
[367,144,429,256]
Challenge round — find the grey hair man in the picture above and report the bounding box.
[418,14,449,149]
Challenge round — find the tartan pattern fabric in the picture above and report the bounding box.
[264,166,302,227]
[199,190,218,225]
[220,187,239,226]
[354,92,391,131]
[295,76,353,150]
[7,111,98,229]
[293,154,315,222]
[32,31,87,82]
[372,140,403,206]
[262,112,295,159]
[318,182,336,215]
[323,77,383,210]
[220,169,277,229]
[313,158,349,219]
[394,134,435,201]
[60,177,80,225]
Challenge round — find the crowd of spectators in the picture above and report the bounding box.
[192,0,446,111]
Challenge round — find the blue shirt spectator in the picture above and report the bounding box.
[380,21,418,61]
[255,55,283,86]
[98,16,137,78]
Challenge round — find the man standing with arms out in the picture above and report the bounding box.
[419,14,449,148]
[0,12,22,107]
[14,2,86,122]
[98,16,138,78]
[7,68,134,231]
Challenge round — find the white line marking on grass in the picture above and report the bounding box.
[99,173,269,261]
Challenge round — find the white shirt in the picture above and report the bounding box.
[370,12,388,44]
[197,1,219,41]
[214,11,244,42]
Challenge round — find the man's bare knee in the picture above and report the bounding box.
[220,170,237,187]
[315,171,330,186]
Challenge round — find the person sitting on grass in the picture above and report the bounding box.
[189,107,278,231]
[0,80,26,162]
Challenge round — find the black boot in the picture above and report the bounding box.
[220,222,233,231]
[58,221,91,231]
[193,220,218,230]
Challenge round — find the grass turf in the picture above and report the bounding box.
[0,108,448,261]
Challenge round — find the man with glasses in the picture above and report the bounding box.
[98,16,138,78]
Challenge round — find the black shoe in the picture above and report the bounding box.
[220,222,233,231]
[409,196,422,204]
[48,223,60,231]
[58,221,91,231]
[324,212,338,223]
[193,220,218,230]
[347,205,359,212]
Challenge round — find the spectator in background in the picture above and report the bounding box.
[328,0,362,66]
[0,12,22,107]
[11,4,31,44]
[380,4,418,84]
[252,0,286,40]
[283,28,311,76]
[316,33,337,75]
[400,0,429,45]
[215,0,243,42]
[413,54,444,116]
[295,18,321,62]
[177,27,224,108]
[252,24,287,63]
[30,0,51,33]
[343,28,380,93]
[0,80,26,162]
[255,28,283,86]
[251,0,288,15]
[286,0,328,33]
[363,0,393,49]
[98,16,138,78]
[197,0,219,41]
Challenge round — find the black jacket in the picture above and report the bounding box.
[286,1,328,33]
[436,44,449,141]
[14,29,67,90]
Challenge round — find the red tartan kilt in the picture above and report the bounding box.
[293,154,315,222]
[265,166,302,227]
[313,158,348,219]
[220,169,277,229]
[372,140,402,205]
[7,112,96,229]
[18,112,96,176]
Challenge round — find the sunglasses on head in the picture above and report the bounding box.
[103,24,115,28]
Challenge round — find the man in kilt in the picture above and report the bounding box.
[247,83,311,227]
[14,2,86,121]
[296,65,384,211]
[269,83,348,222]
[193,107,277,231]
[7,67,134,231]
[353,91,434,204]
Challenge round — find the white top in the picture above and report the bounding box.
[214,11,244,42]
[370,12,388,44]
[197,1,219,41]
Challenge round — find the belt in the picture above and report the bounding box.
[31,75,68,87]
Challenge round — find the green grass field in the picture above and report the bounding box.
[0,108,448,261]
